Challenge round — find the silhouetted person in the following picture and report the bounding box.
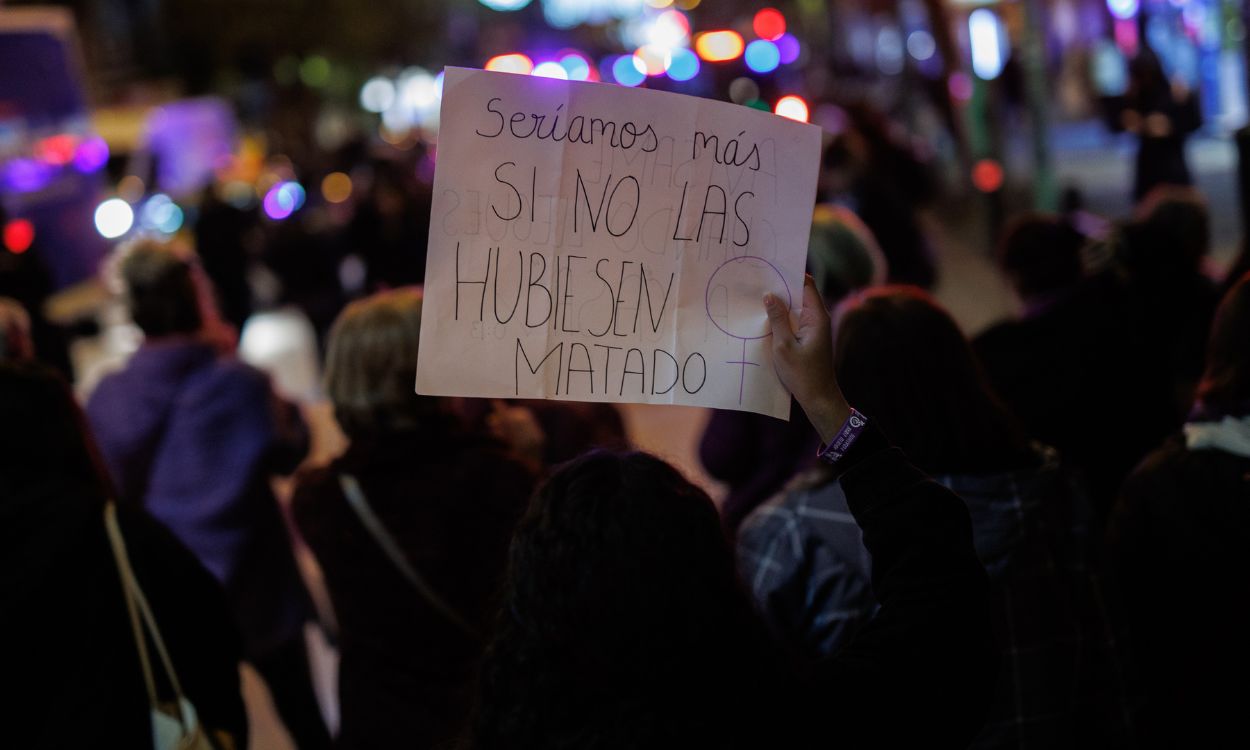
[1119,187,1222,411]
[1121,49,1201,202]
[974,215,1176,526]
[472,277,994,749]
[1107,272,1250,749]
[85,239,331,749]
[820,103,938,288]
[292,289,535,749]
[741,287,1128,748]
[2,360,247,748]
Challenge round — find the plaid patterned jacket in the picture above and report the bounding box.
[738,448,1132,749]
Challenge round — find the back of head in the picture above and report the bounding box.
[1121,187,1210,281]
[833,287,1031,474]
[0,360,105,499]
[325,287,447,439]
[117,239,203,338]
[808,204,887,304]
[476,450,779,749]
[1196,272,1250,418]
[997,213,1084,300]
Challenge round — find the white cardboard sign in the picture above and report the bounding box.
[416,67,821,419]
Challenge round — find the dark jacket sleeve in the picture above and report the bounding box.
[807,424,995,747]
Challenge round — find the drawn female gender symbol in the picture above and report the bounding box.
[704,255,792,405]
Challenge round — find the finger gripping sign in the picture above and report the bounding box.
[416,67,821,419]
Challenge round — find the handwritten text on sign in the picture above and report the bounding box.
[416,68,821,419]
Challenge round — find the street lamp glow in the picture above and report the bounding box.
[95,199,134,239]
[969,8,1006,80]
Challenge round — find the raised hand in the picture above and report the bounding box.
[764,275,851,443]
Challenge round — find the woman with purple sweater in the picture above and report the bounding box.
[85,240,330,749]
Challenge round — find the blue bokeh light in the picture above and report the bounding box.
[666,48,700,82]
[744,40,781,74]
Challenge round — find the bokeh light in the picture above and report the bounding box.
[140,194,184,234]
[35,134,76,165]
[744,40,781,73]
[1106,0,1139,20]
[299,56,331,87]
[650,10,690,49]
[776,33,801,64]
[969,8,1006,80]
[753,9,786,41]
[611,55,647,86]
[907,30,936,61]
[360,77,396,113]
[635,45,672,76]
[94,198,134,239]
[478,0,532,10]
[666,47,700,82]
[322,172,353,203]
[533,61,570,80]
[695,31,745,62]
[3,219,34,254]
[485,53,534,75]
[263,181,305,221]
[949,71,975,101]
[774,95,809,122]
[73,136,110,173]
[560,53,594,81]
[972,159,1004,193]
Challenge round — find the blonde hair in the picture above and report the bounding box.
[324,288,444,438]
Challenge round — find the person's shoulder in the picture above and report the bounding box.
[739,470,848,546]
[1119,435,1188,500]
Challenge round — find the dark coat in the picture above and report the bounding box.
[292,427,534,750]
[1108,435,1250,749]
[1,479,247,747]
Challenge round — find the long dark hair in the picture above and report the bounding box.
[472,450,789,750]
[833,287,1033,475]
[1195,272,1250,418]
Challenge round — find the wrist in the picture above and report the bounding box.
[802,391,851,445]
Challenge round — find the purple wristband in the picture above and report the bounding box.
[817,409,868,465]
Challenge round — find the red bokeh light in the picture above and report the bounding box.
[972,159,1004,193]
[3,219,35,254]
[753,9,786,42]
[34,134,77,166]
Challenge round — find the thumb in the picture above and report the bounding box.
[798,275,829,329]
[764,293,794,340]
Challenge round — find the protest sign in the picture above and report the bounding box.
[416,67,821,419]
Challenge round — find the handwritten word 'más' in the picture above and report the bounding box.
[692,130,762,171]
[475,97,659,153]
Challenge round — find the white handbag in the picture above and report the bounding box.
[104,502,218,750]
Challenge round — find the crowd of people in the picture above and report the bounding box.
[4,86,1250,750]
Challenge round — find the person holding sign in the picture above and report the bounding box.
[471,277,994,749]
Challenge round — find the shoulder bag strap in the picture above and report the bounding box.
[338,474,480,639]
[105,502,191,720]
